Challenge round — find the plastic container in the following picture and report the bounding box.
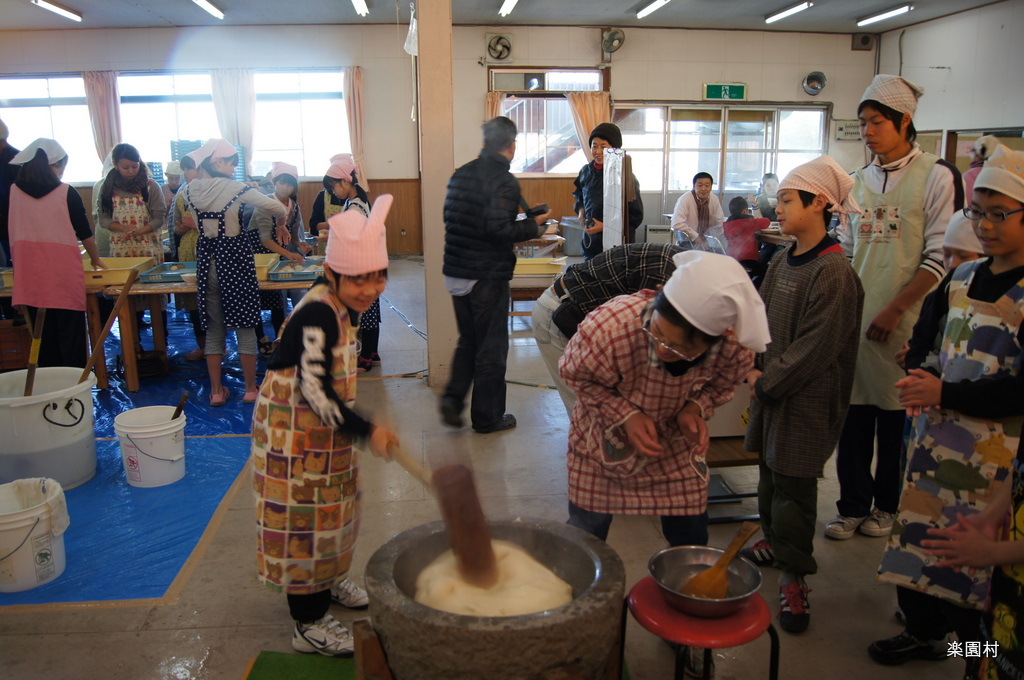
[513,257,566,276]
[0,368,98,490]
[139,262,196,283]
[559,217,583,257]
[269,257,325,281]
[82,256,155,285]
[0,477,68,592]
[254,253,279,281]
[113,406,187,488]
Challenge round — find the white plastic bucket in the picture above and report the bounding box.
[113,406,186,488]
[0,478,68,592]
[0,367,97,490]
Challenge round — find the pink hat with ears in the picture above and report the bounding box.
[270,161,299,181]
[325,194,392,276]
[326,153,357,181]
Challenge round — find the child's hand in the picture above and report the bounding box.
[624,412,663,457]
[284,251,304,263]
[745,369,762,401]
[894,342,909,370]
[676,403,708,451]
[921,512,1000,568]
[298,242,313,255]
[368,425,398,461]
[866,303,903,343]
[895,368,942,410]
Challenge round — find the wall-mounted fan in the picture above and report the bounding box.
[802,71,828,96]
[486,34,512,62]
[601,28,625,63]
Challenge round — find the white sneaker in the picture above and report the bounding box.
[291,614,354,657]
[860,508,896,537]
[825,514,868,540]
[330,578,369,609]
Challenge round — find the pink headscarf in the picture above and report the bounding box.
[325,153,357,182]
[270,161,299,181]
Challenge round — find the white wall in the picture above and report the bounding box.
[452,25,877,171]
[0,25,420,179]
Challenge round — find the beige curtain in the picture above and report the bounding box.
[210,69,255,177]
[82,71,122,162]
[566,92,612,162]
[343,67,369,192]
[485,91,505,121]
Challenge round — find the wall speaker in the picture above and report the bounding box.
[851,33,875,51]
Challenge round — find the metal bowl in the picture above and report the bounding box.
[648,545,762,618]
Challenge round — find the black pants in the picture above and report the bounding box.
[359,325,379,359]
[24,306,87,369]
[287,588,332,623]
[898,586,982,643]
[443,279,510,431]
[836,404,904,517]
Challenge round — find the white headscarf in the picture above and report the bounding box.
[943,212,984,254]
[10,138,67,165]
[975,144,1024,205]
[860,74,925,118]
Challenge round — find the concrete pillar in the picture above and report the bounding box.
[417,0,456,389]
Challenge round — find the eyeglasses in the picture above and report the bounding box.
[643,319,705,362]
[963,205,1024,223]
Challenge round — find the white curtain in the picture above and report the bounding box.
[566,92,612,163]
[82,71,122,162]
[485,92,505,120]
[211,69,256,177]
[343,67,369,191]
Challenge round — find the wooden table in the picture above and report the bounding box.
[103,278,315,392]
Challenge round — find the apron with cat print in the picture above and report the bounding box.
[251,282,361,595]
[188,186,260,331]
[878,260,1024,608]
[109,192,164,262]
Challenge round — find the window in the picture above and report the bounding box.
[0,76,98,183]
[493,68,603,174]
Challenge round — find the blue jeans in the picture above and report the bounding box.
[567,502,709,547]
[443,278,510,431]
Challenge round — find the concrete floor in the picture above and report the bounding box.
[0,255,968,680]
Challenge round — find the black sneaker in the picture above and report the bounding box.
[740,538,775,566]
[473,414,517,433]
[440,397,463,428]
[778,578,811,633]
[868,631,948,665]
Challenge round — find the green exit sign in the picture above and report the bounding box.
[703,83,747,101]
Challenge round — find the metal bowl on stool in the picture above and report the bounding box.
[649,545,762,618]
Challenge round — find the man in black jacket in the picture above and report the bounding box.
[439,116,552,433]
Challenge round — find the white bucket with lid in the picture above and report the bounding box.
[0,367,97,490]
[0,477,68,592]
[113,406,186,488]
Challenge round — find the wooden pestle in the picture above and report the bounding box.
[431,463,498,589]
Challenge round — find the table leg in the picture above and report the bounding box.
[767,624,780,680]
[149,293,168,373]
[84,294,108,389]
[118,296,140,391]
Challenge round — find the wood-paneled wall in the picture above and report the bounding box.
[76,176,575,256]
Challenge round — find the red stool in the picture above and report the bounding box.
[627,575,779,680]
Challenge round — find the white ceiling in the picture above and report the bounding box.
[0,0,1000,34]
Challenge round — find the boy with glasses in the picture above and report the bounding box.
[742,156,864,633]
[872,143,1024,674]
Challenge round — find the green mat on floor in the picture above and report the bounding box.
[245,651,355,680]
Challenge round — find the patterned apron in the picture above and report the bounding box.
[109,193,164,263]
[187,186,260,331]
[878,261,1024,608]
[251,283,361,595]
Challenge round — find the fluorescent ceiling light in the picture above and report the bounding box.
[352,0,369,17]
[637,0,671,20]
[857,4,913,27]
[30,0,82,22]
[765,2,813,24]
[191,0,223,20]
[498,0,519,17]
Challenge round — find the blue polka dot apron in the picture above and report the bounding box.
[187,186,261,331]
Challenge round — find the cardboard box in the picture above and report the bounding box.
[513,256,566,276]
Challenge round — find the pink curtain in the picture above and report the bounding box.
[82,71,122,162]
[343,67,369,192]
[566,92,612,163]
[211,69,256,177]
[485,92,505,120]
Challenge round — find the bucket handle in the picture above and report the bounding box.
[0,516,40,564]
[125,432,184,463]
[42,398,86,428]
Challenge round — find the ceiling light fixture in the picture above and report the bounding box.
[190,0,224,20]
[352,0,369,17]
[30,0,82,22]
[765,2,813,24]
[498,0,519,17]
[857,3,913,27]
[637,0,671,20]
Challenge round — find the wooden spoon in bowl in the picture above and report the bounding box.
[680,521,760,599]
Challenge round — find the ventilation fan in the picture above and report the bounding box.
[601,28,625,63]
[802,71,828,96]
[486,34,513,62]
